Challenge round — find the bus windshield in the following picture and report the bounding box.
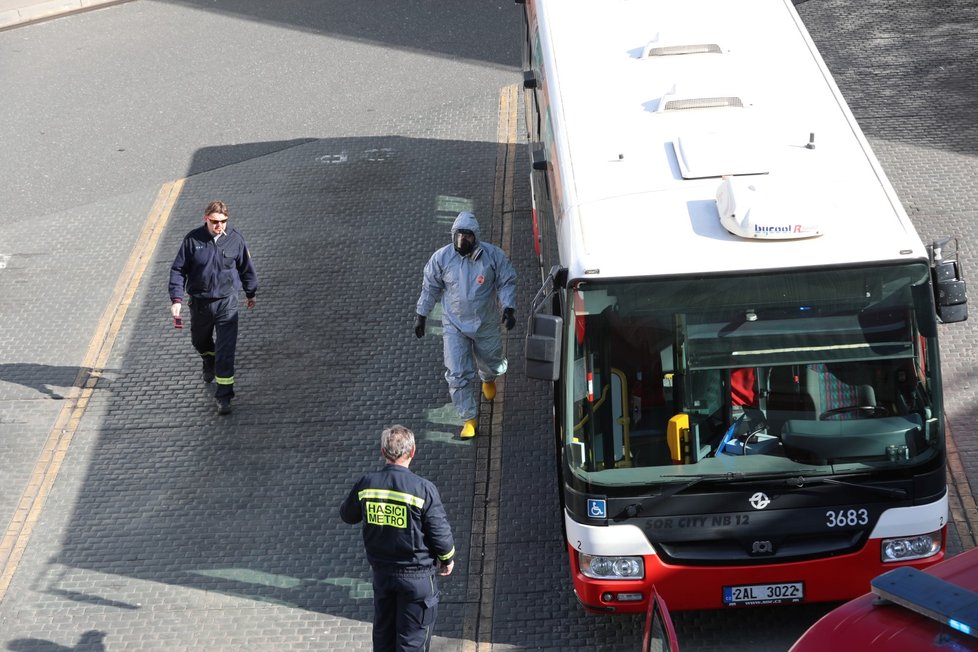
[564,263,943,487]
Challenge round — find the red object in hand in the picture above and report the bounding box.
[173,316,183,329]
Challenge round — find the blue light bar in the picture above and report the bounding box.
[871,567,978,640]
[950,619,972,635]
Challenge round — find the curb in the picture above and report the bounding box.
[0,0,127,30]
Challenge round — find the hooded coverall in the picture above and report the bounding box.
[416,212,517,421]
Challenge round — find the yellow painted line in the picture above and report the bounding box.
[0,179,185,600]
[462,84,519,652]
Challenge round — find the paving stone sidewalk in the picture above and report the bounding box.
[0,118,507,648]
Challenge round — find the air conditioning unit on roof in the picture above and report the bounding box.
[716,176,822,240]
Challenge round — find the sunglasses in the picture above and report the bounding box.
[207,218,228,225]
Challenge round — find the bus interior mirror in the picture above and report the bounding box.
[525,314,563,381]
[928,236,968,323]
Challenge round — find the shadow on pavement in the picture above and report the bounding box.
[7,630,106,652]
[0,364,111,400]
[157,0,520,67]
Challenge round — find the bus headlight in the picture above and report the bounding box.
[881,530,942,562]
[579,553,644,579]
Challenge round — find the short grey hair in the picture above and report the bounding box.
[381,424,415,461]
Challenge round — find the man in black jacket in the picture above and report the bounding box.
[169,200,258,415]
[340,425,456,652]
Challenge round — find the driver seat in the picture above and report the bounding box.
[806,363,877,420]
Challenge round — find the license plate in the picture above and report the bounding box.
[723,582,804,606]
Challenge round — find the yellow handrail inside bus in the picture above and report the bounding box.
[573,384,610,432]
[572,369,632,468]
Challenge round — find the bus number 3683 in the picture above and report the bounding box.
[825,508,869,528]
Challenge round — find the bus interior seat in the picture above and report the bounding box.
[806,363,877,420]
[765,366,814,435]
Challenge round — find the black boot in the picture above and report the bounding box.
[216,397,231,415]
[202,357,215,383]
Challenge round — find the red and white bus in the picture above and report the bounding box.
[517,0,967,613]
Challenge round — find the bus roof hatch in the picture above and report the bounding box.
[674,132,767,179]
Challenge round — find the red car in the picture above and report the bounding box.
[647,551,978,651]
[642,587,680,652]
[790,547,978,651]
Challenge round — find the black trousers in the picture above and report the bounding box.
[189,295,238,400]
[371,571,439,652]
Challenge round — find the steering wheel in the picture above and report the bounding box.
[818,405,889,420]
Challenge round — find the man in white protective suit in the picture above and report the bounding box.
[414,212,517,439]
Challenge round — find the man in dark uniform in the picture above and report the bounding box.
[340,425,456,652]
[169,200,258,415]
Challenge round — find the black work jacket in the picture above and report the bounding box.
[169,225,258,302]
[340,464,456,576]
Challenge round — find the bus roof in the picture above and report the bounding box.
[535,0,929,282]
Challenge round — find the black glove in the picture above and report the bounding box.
[502,307,516,331]
[414,314,426,338]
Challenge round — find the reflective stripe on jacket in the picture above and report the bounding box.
[340,464,455,575]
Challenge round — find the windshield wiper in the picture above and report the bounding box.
[721,470,909,498]
[783,475,908,498]
[612,473,746,521]
[611,471,906,521]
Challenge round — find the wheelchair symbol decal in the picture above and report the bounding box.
[587,499,607,519]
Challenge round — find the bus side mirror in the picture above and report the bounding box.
[928,237,968,323]
[525,314,563,381]
[933,259,968,323]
